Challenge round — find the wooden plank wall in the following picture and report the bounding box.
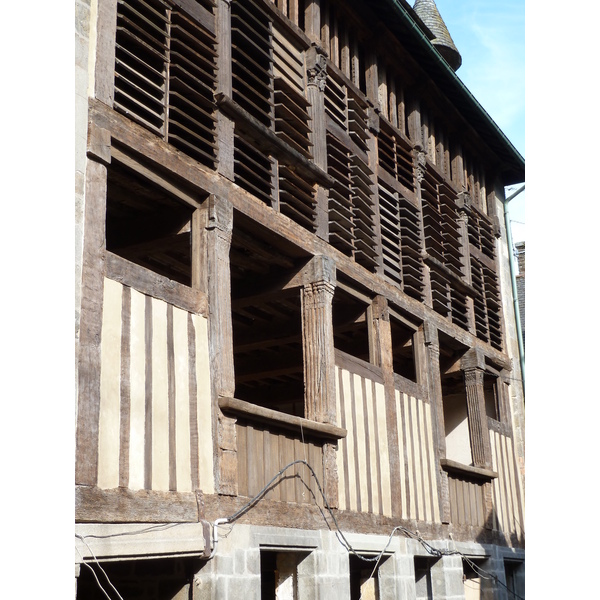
[335,361,441,523]
[393,388,441,524]
[94,277,214,494]
[489,430,525,542]
[335,364,392,516]
[446,474,486,528]
[236,421,325,506]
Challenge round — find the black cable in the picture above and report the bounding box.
[222,458,525,599]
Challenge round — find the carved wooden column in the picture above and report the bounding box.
[200,195,237,495]
[301,256,336,423]
[300,256,337,506]
[306,44,329,241]
[461,349,494,528]
[423,322,451,523]
[461,350,492,469]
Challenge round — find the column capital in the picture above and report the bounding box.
[307,44,328,91]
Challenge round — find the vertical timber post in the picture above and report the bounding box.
[306,44,329,241]
[461,348,494,528]
[202,194,237,496]
[423,321,450,523]
[301,255,338,506]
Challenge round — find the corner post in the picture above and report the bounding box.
[202,195,237,496]
[423,322,450,524]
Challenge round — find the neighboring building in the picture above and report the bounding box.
[515,241,525,350]
[75,0,525,598]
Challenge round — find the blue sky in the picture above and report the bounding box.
[432,0,526,242]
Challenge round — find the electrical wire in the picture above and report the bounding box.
[220,458,525,600]
[76,534,125,600]
[76,458,524,600]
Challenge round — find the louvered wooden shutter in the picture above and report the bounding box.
[273,24,316,229]
[422,168,469,327]
[325,70,377,271]
[114,0,218,168]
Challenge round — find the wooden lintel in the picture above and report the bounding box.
[75,485,202,523]
[106,252,208,316]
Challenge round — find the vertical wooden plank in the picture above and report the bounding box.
[344,369,358,512]
[395,389,408,519]
[151,297,169,491]
[97,277,123,490]
[264,430,280,502]
[403,393,417,520]
[167,304,177,491]
[448,475,457,524]
[367,380,382,516]
[417,398,433,523]
[424,401,441,523]
[282,433,296,502]
[119,285,131,489]
[294,437,308,503]
[488,431,501,531]
[507,435,525,540]
[335,366,348,511]
[128,287,146,491]
[411,396,426,522]
[193,314,215,494]
[144,294,153,490]
[173,307,192,492]
[236,424,248,497]
[375,382,392,517]
[493,431,507,534]
[501,434,517,536]
[353,373,369,512]
[361,376,374,514]
[250,426,265,499]
[187,313,200,491]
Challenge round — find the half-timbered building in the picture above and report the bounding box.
[75,0,525,597]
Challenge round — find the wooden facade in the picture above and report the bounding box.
[75,0,525,597]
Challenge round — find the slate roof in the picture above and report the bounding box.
[413,0,462,70]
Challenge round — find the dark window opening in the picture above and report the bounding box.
[231,214,310,417]
[106,160,198,286]
[332,286,370,363]
[349,554,388,600]
[462,558,491,600]
[260,550,310,600]
[414,556,438,600]
[484,373,499,421]
[390,315,416,382]
[503,559,524,598]
[76,556,203,600]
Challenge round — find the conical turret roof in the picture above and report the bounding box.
[413,0,462,70]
